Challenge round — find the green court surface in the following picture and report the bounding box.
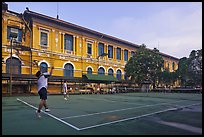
[2,92,202,135]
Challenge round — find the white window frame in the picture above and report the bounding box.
[86,41,93,56]
[39,28,50,47]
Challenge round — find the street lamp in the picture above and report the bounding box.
[9,32,18,95]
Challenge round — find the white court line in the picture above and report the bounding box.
[60,100,187,119]
[78,102,202,131]
[16,98,202,131]
[78,96,117,103]
[78,96,148,105]
[16,98,80,131]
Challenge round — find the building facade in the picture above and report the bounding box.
[2,3,179,93]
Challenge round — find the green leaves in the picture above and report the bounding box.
[125,45,164,86]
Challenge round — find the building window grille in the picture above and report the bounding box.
[108,45,113,58]
[64,63,74,77]
[98,43,104,56]
[87,43,92,55]
[108,68,114,76]
[6,57,21,74]
[87,67,92,74]
[116,70,122,80]
[64,34,73,51]
[117,47,121,60]
[7,27,22,42]
[98,67,105,75]
[124,49,128,61]
[40,32,48,47]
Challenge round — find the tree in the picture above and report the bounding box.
[176,57,189,86]
[176,49,202,87]
[188,49,202,87]
[160,69,178,88]
[125,44,164,87]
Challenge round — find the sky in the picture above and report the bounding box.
[6,2,202,59]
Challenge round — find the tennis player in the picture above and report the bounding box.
[63,80,69,100]
[35,66,54,118]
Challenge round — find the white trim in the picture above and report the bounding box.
[86,66,94,72]
[4,55,24,65]
[22,66,31,68]
[4,56,10,62]
[38,60,50,67]
[16,98,80,131]
[98,65,106,73]
[86,39,94,43]
[86,42,93,55]
[62,61,75,70]
[116,68,123,74]
[4,54,22,62]
[38,27,50,32]
[107,67,115,74]
[39,29,49,47]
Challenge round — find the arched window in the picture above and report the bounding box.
[172,62,175,71]
[116,70,122,80]
[87,67,92,74]
[40,62,48,73]
[6,57,21,74]
[168,63,170,71]
[124,72,128,80]
[64,63,74,77]
[131,51,135,57]
[98,67,105,75]
[108,68,114,76]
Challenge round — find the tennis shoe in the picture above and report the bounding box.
[36,110,41,118]
[45,108,50,112]
[64,98,67,100]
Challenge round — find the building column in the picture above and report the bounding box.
[75,36,79,56]
[82,37,86,57]
[113,47,116,60]
[121,48,124,61]
[73,35,76,55]
[61,33,65,53]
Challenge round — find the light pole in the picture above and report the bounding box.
[9,32,18,96]
[9,38,13,95]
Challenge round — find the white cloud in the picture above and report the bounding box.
[105,4,202,59]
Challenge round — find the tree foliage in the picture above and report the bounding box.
[125,44,164,87]
[159,49,202,88]
[176,49,202,87]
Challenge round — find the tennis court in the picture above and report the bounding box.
[2,92,202,135]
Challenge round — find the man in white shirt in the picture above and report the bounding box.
[35,66,54,118]
[63,80,68,100]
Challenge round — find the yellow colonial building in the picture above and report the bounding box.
[2,3,179,94]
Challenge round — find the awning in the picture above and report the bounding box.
[82,74,118,83]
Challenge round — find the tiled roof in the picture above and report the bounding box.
[23,9,179,61]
